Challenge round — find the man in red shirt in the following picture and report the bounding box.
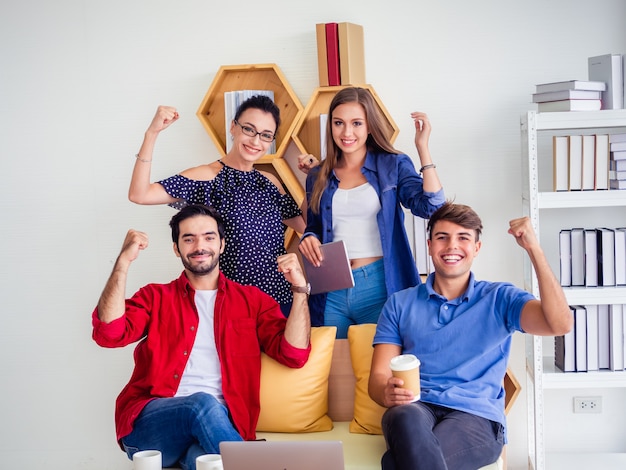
[92,204,311,469]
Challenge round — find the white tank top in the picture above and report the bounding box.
[175,289,224,403]
[332,182,383,259]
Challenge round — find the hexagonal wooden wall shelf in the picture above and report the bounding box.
[292,85,399,158]
[504,367,521,415]
[196,64,304,164]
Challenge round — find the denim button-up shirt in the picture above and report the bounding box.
[303,150,445,325]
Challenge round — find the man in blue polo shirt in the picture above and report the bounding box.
[368,202,572,470]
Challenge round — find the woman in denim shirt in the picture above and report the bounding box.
[298,87,445,336]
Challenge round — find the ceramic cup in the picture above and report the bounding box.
[196,453,224,470]
[390,354,421,401]
[133,450,162,470]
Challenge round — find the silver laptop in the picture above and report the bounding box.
[220,440,344,470]
[302,241,355,295]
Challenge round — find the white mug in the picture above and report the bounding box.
[196,453,224,470]
[133,450,162,470]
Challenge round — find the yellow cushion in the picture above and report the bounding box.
[256,326,336,432]
[347,324,386,435]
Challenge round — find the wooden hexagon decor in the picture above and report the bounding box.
[196,64,304,164]
[292,84,399,158]
[504,367,521,415]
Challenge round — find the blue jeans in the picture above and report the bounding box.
[324,258,387,338]
[381,401,504,470]
[121,392,243,470]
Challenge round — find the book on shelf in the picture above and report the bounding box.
[319,113,328,160]
[585,304,599,371]
[588,54,624,110]
[325,23,340,86]
[610,141,626,152]
[610,133,626,143]
[615,228,626,286]
[595,134,610,190]
[555,311,576,372]
[584,229,598,287]
[597,228,616,286]
[538,99,602,112]
[315,23,329,87]
[224,90,276,154]
[559,229,572,287]
[612,150,626,161]
[570,228,585,286]
[413,216,433,275]
[573,305,588,372]
[535,80,606,93]
[553,135,569,191]
[532,89,602,103]
[609,304,624,371]
[338,22,366,85]
[568,135,583,191]
[620,304,626,369]
[610,179,626,189]
[610,159,626,171]
[581,135,596,190]
[598,304,610,369]
[609,170,626,180]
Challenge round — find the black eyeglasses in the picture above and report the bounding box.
[234,120,276,142]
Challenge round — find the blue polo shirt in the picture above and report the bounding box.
[373,272,533,430]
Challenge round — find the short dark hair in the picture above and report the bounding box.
[427,202,483,241]
[233,94,281,132]
[169,204,225,243]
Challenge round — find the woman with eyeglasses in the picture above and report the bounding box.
[128,95,306,316]
[297,87,445,337]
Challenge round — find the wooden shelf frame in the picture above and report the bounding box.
[292,85,399,157]
[196,63,304,164]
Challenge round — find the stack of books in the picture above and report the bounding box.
[559,226,626,288]
[610,134,626,190]
[555,304,626,372]
[552,134,609,191]
[533,53,625,112]
[315,22,366,87]
[533,80,605,112]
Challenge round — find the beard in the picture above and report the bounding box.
[181,250,219,276]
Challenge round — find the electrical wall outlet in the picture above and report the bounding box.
[573,396,602,413]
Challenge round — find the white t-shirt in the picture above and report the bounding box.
[332,182,383,259]
[174,289,223,403]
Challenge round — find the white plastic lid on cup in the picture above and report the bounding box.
[389,354,420,371]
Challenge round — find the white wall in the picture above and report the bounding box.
[1,1,624,468]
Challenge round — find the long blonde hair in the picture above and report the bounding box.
[309,87,399,214]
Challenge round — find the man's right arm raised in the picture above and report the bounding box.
[97,230,149,324]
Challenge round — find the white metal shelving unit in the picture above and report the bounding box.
[521,110,626,470]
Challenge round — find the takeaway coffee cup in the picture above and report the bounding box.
[133,450,162,470]
[196,454,224,470]
[390,354,421,401]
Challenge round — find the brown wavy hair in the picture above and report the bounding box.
[309,87,399,214]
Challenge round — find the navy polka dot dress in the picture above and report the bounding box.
[159,162,301,306]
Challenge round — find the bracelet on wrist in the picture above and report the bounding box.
[420,163,436,173]
[135,153,152,163]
